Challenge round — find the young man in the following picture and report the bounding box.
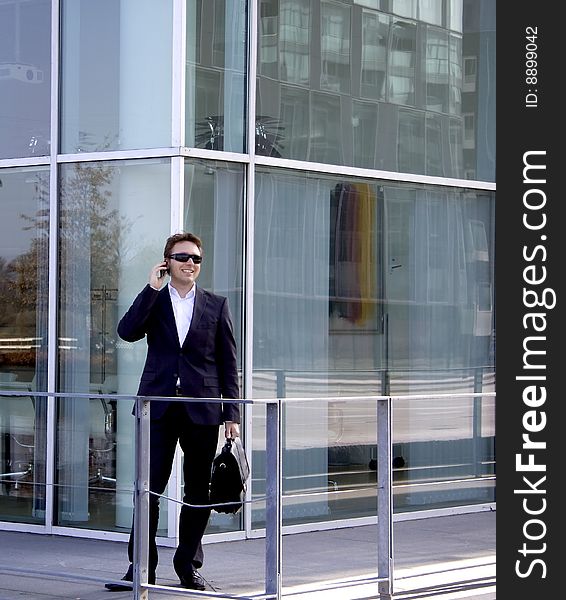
[106,232,240,591]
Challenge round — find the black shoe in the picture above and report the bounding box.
[105,566,155,591]
[179,569,206,591]
[105,580,133,592]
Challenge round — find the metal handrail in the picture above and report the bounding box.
[9,389,506,598]
[0,390,394,600]
[123,393,394,600]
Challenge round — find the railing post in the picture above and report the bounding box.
[473,367,483,477]
[265,399,282,599]
[377,397,393,600]
[133,396,150,600]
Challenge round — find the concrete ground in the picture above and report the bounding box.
[0,510,495,599]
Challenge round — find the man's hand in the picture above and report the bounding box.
[225,421,240,439]
[149,261,168,290]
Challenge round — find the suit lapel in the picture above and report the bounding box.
[157,287,180,347]
[182,286,208,348]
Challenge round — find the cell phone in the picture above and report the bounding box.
[158,268,168,279]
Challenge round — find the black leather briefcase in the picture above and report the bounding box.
[210,437,250,514]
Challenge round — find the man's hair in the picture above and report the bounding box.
[163,232,203,258]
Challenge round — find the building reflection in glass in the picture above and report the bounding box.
[256,0,495,181]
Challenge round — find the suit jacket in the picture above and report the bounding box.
[117,284,240,425]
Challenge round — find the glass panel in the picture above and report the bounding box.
[393,394,495,512]
[278,86,309,159]
[60,0,173,153]
[448,34,462,115]
[449,0,463,32]
[388,18,417,106]
[252,394,495,527]
[0,0,51,159]
[182,158,245,533]
[419,0,443,26]
[352,100,378,169]
[425,27,449,112]
[56,159,170,531]
[391,0,417,19]
[252,167,495,524]
[256,0,495,181]
[320,1,350,94]
[252,168,384,526]
[449,115,463,175]
[462,0,495,181]
[397,109,424,174]
[259,0,279,79]
[252,398,379,528]
[0,166,49,524]
[360,10,388,101]
[355,0,381,9]
[281,0,310,85]
[187,0,246,152]
[385,186,495,396]
[426,113,444,176]
[310,92,342,165]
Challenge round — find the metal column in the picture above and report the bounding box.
[133,396,151,600]
[265,400,282,599]
[377,397,393,599]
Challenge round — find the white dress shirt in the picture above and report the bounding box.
[168,283,196,346]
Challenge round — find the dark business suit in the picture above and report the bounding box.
[117,283,240,578]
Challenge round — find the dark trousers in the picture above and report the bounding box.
[127,402,219,577]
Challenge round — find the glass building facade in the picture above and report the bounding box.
[0,0,495,541]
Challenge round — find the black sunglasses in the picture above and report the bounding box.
[168,253,203,264]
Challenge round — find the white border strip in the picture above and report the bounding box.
[254,155,497,191]
[2,153,496,194]
[234,502,497,540]
[243,0,259,541]
[3,150,496,193]
[171,0,186,147]
[0,157,50,168]
[44,0,61,534]
[0,501,495,543]
[55,147,182,162]
[181,147,251,163]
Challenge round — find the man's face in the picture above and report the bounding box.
[166,240,201,289]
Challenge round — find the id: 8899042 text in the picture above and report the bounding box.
[525,26,538,108]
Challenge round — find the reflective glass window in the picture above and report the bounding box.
[60,0,173,153]
[419,0,443,26]
[0,166,49,524]
[256,0,495,181]
[391,0,417,19]
[352,100,379,169]
[182,158,245,534]
[388,18,417,106]
[425,27,449,112]
[449,0,463,32]
[0,0,51,159]
[426,113,444,176]
[252,167,495,524]
[397,109,424,174]
[186,0,247,152]
[259,0,279,79]
[360,10,388,101]
[182,160,244,355]
[449,34,462,115]
[320,1,351,94]
[56,159,171,530]
[310,92,342,165]
[281,0,311,85]
[279,86,310,159]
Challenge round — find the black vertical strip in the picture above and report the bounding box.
[497,1,563,596]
